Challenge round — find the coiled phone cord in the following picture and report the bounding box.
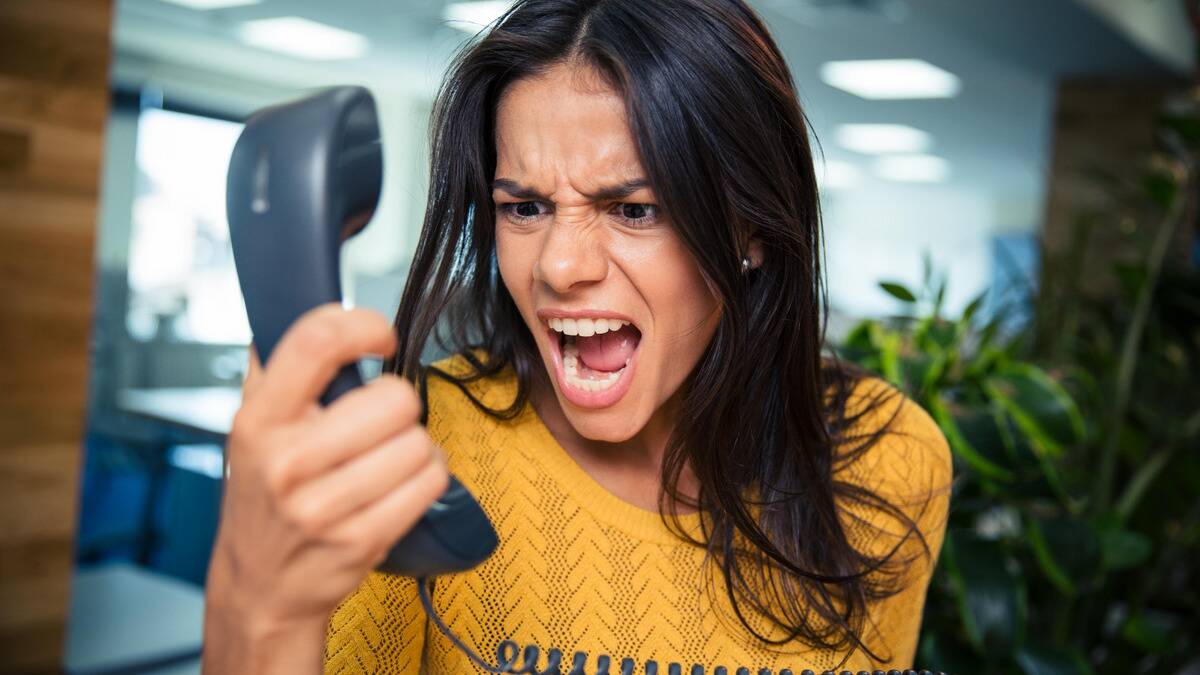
[416,577,946,675]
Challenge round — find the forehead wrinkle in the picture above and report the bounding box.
[494,67,645,204]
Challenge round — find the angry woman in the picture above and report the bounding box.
[202,1,952,673]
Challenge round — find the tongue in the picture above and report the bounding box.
[576,324,639,372]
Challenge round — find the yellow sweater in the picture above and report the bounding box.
[324,356,951,674]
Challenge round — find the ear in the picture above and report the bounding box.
[747,237,764,270]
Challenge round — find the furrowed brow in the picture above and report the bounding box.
[584,178,652,201]
[491,177,652,202]
[490,179,544,200]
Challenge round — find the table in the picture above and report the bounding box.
[116,387,241,439]
[64,563,205,674]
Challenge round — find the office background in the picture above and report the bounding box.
[0,0,1197,673]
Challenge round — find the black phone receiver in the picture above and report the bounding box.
[227,85,498,578]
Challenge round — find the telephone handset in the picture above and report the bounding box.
[226,85,498,578]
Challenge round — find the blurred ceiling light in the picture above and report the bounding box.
[820,59,960,100]
[835,123,931,154]
[444,1,515,33]
[872,154,950,183]
[159,0,261,8]
[237,17,369,60]
[816,160,861,191]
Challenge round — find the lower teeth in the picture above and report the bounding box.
[562,341,624,392]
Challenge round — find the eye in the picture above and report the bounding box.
[612,203,660,228]
[499,201,549,223]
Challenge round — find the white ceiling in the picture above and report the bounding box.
[110,0,1190,217]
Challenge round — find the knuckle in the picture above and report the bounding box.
[261,456,295,498]
[292,318,338,357]
[286,498,326,539]
[377,377,421,421]
[340,532,378,566]
[397,427,434,464]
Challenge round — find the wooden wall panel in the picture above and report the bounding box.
[1039,79,1181,298]
[0,1,114,672]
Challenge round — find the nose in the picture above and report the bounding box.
[534,217,607,294]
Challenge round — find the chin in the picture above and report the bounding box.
[557,402,650,443]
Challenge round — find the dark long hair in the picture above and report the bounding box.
[386,0,925,661]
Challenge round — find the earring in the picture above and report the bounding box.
[741,256,751,273]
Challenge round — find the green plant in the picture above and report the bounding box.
[838,6,1200,670]
[841,215,1198,675]
[842,265,1091,674]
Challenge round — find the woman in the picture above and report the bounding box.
[202,0,952,673]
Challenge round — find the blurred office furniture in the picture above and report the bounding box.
[76,435,226,586]
[117,388,240,440]
[112,387,235,583]
[0,0,115,671]
[64,563,204,675]
[75,388,236,586]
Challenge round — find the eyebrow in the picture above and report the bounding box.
[491,177,652,202]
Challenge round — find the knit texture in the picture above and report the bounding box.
[324,355,951,674]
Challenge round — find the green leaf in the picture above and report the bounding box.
[1099,527,1152,571]
[925,319,959,351]
[1159,112,1200,146]
[1113,262,1148,300]
[977,314,1003,354]
[956,407,1021,473]
[929,397,1014,481]
[1121,609,1180,654]
[961,291,986,324]
[880,280,918,303]
[918,631,977,675]
[985,365,1084,456]
[1114,449,1173,522]
[934,275,948,317]
[982,371,1079,504]
[903,352,941,395]
[1025,518,1076,596]
[1026,517,1100,596]
[1143,171,1177,210]
[1016,642,1091,675]
[878,330,903,386]
[943,533,1024,656]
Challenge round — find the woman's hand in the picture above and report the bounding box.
[201,304,449,674]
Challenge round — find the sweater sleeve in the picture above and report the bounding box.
[323,572,427,674]
[836,378,953,669]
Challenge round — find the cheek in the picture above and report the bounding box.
[495,228,536,307]
[644,242,720,337]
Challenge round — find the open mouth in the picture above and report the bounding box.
[543,315,642,407]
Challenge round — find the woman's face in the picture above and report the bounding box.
[493,63,721,443]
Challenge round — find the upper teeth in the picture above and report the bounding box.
[548,317,630,337]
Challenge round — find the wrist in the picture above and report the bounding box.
[202,551,329,675]
[203,599,329,675]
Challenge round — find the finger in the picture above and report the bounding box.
[279,375,423,481]
[334,458,450,562]
[247,305,397,423]
[283,426,438,531]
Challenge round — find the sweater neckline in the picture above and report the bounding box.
[512,400,707,546]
